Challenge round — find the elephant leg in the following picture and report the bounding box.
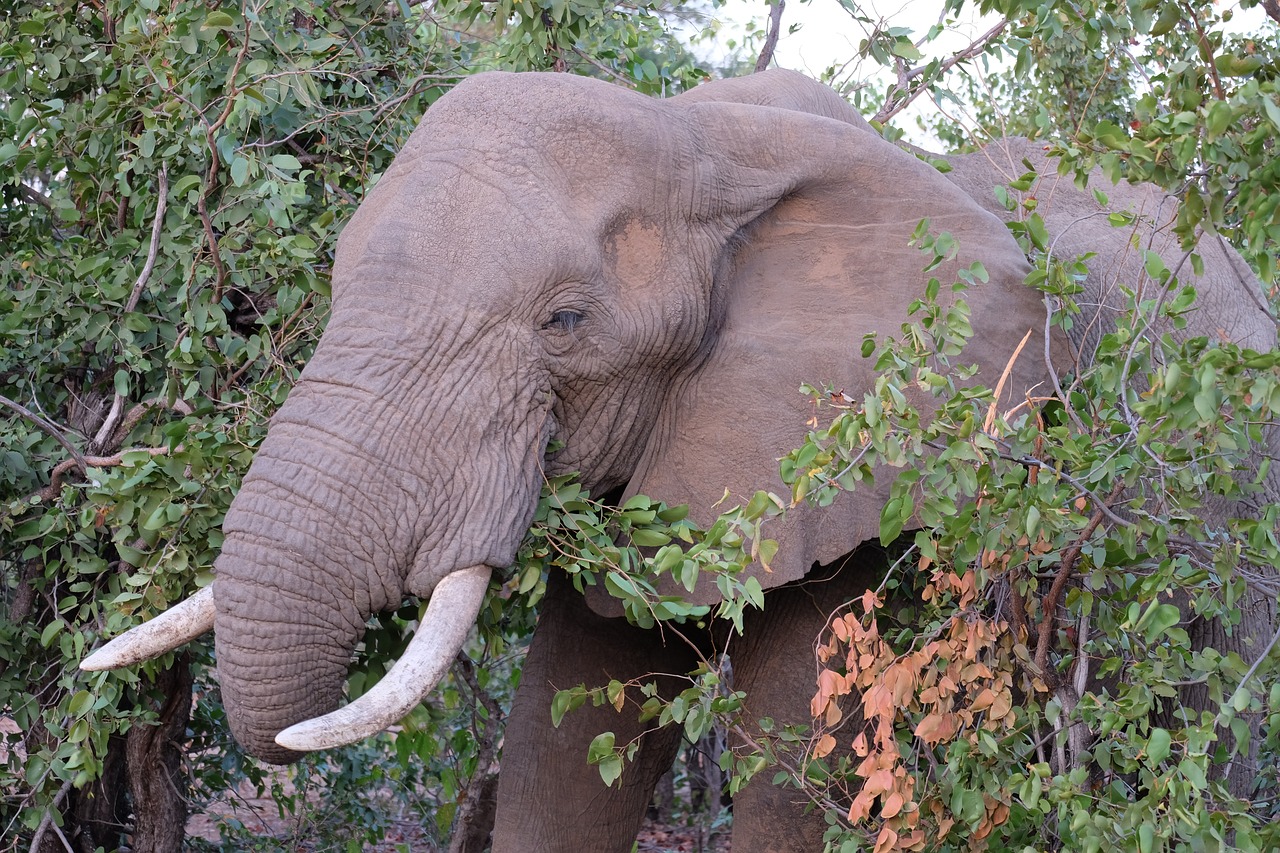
[492,571,703,852]
[728,547,885,853]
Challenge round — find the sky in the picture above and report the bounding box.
[699,0,1275,142]
[716,0,1272,72]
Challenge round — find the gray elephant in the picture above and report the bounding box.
[82,70,1275,850]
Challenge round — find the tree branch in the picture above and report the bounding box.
[755,0,786,73]
[1033,482,1122,686]
[18,184,52,209]
[0,395,86,471]
[28,779,74,853]
[873,17,1009,124]
[123,164,168,315]
[32,443,183,504]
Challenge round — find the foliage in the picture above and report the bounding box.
[785,217,1280,850]
[0,0,712,847]
[553,212,1280,848]
[855,0,1280,283]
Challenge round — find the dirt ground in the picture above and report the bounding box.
[185,773,731,852]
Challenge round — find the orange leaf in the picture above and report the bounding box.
[898,829,927,850]
[914,712,959,746]
[852,731,869,757]
[811,669,845,717]
[861,589,881,612]
[881,790,906,819]
[873,825,899,853]
[969,687,996,713]
[848,790,875,823]
[812,733,837,759]
[989,688,1013,720]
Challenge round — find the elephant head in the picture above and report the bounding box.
[82,70,1046,763]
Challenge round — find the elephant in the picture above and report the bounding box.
[80,69,1276,850]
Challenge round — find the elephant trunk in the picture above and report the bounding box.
[207,319,553,763]
[212,520,379,764]
[206,387,420,763]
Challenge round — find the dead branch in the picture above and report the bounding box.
[122,164,168,315]
[0,394,86,471]
[104,397,194,451]
[32,444,182,504]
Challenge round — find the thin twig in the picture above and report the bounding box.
[1216,232,1280,332]
[984,327,1033,433]
[28,778,73,853]
[92,167,170,449]
[1043,294,1089,432]
[1219,620,1280,782]
[873,18,1009,124]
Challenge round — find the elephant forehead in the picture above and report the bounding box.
[333,160,600,306]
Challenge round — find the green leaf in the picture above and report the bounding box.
[1262,97,1280,134]
[629,528,670,548]
[586,731,615,763]
[757,538,779,569]
[1139,603,1182,643]
[230,156,250,187]
[879,494,911,545]
[202,11,236,30]
[40,619,64,648]
[171,174,202,197]
[1145,727,1172,765]
[890,37,922,61]
[1025,213,1050,252]
[68,690,93,717]
[597,754,623,787]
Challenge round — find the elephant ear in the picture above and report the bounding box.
[598,101,1047,611]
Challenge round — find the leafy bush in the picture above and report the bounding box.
[0,0,711,847]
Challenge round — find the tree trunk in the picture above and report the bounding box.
[448,771,499,853]
[64,733,129,852]
[125,655,194,853]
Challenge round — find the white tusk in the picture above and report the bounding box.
[81,586,216,671]
[274,564,492,752]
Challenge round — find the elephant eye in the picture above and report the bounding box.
[543,310,584,332]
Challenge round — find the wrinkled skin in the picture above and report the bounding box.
[108,71,1275,850]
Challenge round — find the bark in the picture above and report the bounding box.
[126,656,194,853]
[448,771,499,853]
[64,736,128,852]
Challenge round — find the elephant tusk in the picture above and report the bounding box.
[274,564,492,752]
[80,586,216,671]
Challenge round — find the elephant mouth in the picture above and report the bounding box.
[81,564,493,752]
